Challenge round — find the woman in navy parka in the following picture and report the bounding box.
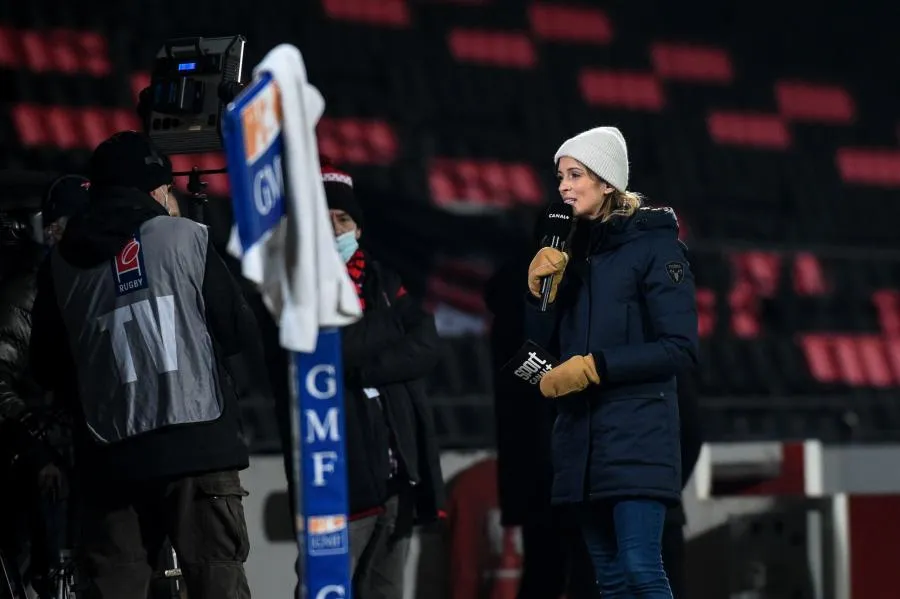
[525,126,699,598]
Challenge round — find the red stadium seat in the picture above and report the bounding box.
[651,43,733,83]
[579,70,664,111]
[708,112,790,149]
[529,4,613,44]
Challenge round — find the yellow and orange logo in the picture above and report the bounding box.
[308,515,347,535]
[241,81,282,164]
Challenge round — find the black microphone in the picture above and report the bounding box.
[538,202,575,312]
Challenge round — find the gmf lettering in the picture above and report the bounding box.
[315,585,346,599]
[305,364,337,400]
[310,450,338,487]
[252,154,283,216]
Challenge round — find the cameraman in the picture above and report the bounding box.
[29,131,261,599]
[0,175,88,598]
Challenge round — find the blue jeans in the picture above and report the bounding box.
[578,499,672,598]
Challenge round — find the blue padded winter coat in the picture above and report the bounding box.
[525,206,698,505]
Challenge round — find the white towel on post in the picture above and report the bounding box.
[229,44,361,353]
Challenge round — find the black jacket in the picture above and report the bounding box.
[0,243,43,423]
[29,187,263,482]
[342,254,445,523]
[667,369,703,526]
[485,249,559,527]
[0,242,55,474]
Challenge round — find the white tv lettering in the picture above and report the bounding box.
[97,302,137,383]
[315,585,346,599]
[97,295,178,384]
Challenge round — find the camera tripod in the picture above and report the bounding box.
[172,166,229,225]
[0,409,188,599]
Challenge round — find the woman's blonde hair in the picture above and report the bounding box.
[587,169,642,221]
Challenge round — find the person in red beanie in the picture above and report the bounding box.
[321,159,445,599]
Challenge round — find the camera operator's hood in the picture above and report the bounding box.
[58,186,167,269]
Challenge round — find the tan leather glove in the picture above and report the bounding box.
[539,355,601,398]
[528,247,569,304]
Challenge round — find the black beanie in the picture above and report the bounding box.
[89,131,173,193]
[321,160,364,228]
[42,174,91,223]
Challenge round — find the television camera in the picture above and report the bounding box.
[137,35,248,219]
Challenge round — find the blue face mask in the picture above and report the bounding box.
[336,231,359,263]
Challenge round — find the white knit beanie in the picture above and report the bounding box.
[553,126,629,192]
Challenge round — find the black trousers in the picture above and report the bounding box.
[518,508,599,599]
[0,463,62,599]
[79,470,251,599]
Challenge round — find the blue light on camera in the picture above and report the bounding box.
[177,62,197,72]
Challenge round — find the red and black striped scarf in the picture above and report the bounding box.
[346,248,409,312]
[346,248,367,310]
